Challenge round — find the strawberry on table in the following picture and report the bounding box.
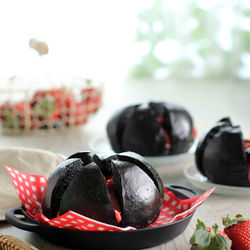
[190,219,232,250]
[223,214,250,250]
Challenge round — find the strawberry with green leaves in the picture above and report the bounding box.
[190,219,232,250]
[82,87,101,113]
[223,214,250,250]
[0,101,33,129]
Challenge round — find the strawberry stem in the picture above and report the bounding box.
[222,214,250,228]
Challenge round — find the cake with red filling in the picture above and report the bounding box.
[195,117,250,187]
[42,151,164,228]
[106,102,196,156]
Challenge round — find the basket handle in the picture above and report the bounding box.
[5,207,41,232]
[29,38,48,56]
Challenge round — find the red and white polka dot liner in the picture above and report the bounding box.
[5,165,214,232]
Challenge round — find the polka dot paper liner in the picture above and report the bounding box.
[5,165,214,232]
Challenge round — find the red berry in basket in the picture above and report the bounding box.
[32,89,75,113]
[63,102,88,126]
[33,89,75,104]
[190,219,232,250]
[74,102,88,125]
[223,214,250,250]
[0,103,13,121]
[32,88,77,128]
[82,87,101,113]
[0,101,37,129]
[15,101,33,129]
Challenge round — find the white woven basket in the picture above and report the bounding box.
[0,76,102,134]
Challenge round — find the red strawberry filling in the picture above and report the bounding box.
[243,140,250,181]
[106,176,122,224]
[193,126,198,139]
[157,117,172,150]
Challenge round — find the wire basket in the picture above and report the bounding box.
[0,76,102,134]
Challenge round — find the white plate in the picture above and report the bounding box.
[88,136,196,167]
[184,164,250,196]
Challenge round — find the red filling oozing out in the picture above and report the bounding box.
[157,117,172,150]
[243,140,250,181]
[193,127,198,139]
[106,177,122,224]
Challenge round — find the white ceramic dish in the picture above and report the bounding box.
[88,136,196,167]
[184,164,250,197]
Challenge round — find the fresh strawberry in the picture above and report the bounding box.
[14,101,33,129]
[0,103,15,128]
[82,87,101,113]
[0,102,39,130]
[32,88,76,127]
[74,102,88,125]
[0,103,13,120]
[33,89,75,106]
[62,102,88,126]
[223,214,250,250]
[190,219,232,250]
[32,88,75,115]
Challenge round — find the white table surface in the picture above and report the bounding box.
[0,79,250,249]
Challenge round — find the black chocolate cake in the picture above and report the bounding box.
[107,102,196,156]
[195,117,250,187]
[42,151,164,228]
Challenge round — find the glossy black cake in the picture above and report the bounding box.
[195,117,250,187]
[42,151,164,228]
[107,102,196,156]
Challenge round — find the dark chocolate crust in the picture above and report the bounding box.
[106,102,194,156]
[195,117,250,187]
[112,160,161,228]
[42,158,84,219]
[41,151,164,228]
[60,162,117,225]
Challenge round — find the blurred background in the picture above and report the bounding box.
[0,0,250,153]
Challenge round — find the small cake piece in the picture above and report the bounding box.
[195,117,250,187]
[42,151,164,229]
[106,102,196,156]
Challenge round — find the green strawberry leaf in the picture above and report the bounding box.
[85,78,92,85]
[190,219,232,250]
[196,219,206,230]
[223,214,250,228]
[190,220,210,248]
[190,233,196,245]
[33,98,56,118]
[216,235,232,250]
[210,224,218,236]
[194,229,211,248]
